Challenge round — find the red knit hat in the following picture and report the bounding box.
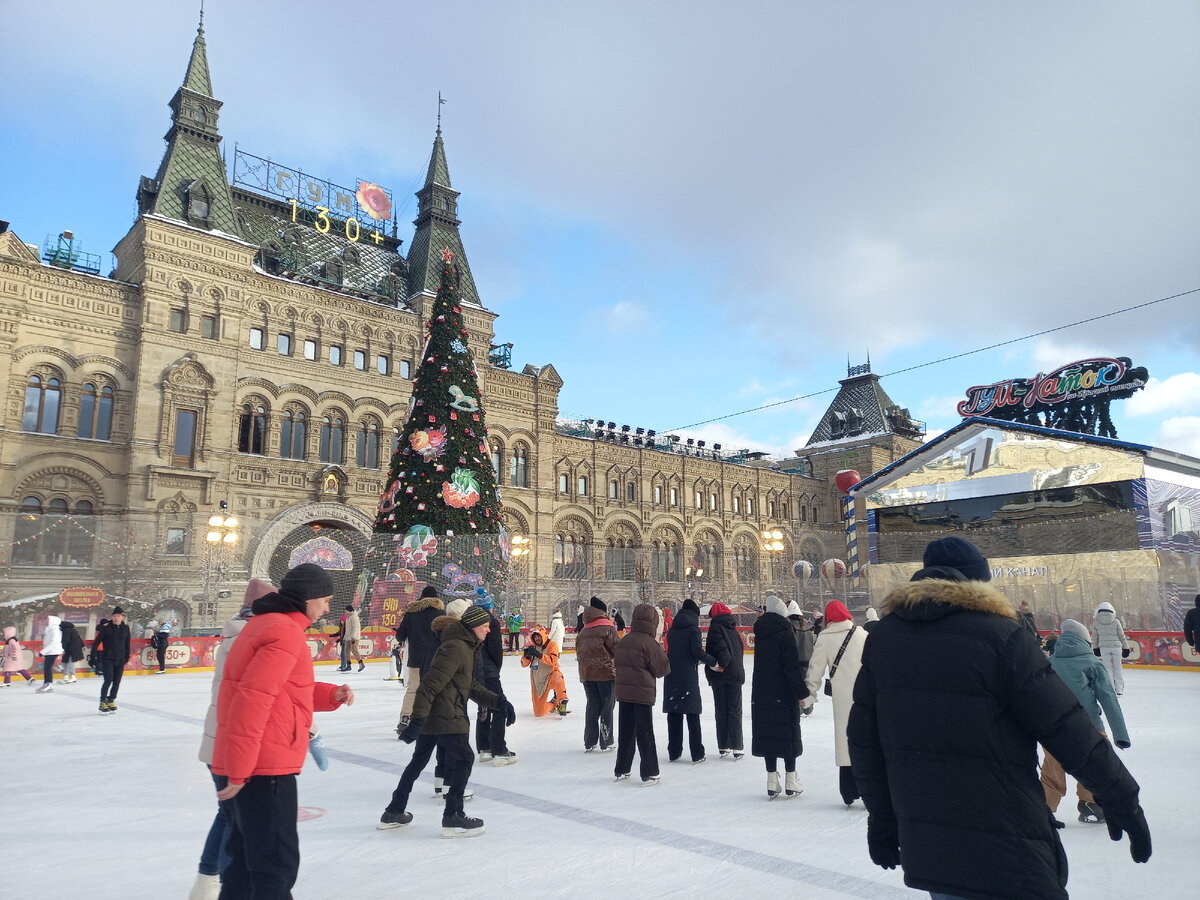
[709,602,732,617]
[824,600,853,623]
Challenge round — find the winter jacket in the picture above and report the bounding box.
[750,611,809,759]
[1091,603,1129,651]
[93,619,131,665]
[343,606,361,643]
[3,628,25,673]
[548,611,565,649]
[506,611,523,634]
[663,603,717,715]
[614,604,670,705]
[199,615,248,765]
[212,593,345,785]
[848,577,1143,900]
[413,616,500,734]
[41,616,63,656]
[703,613,745,686]
[394,595,444,671]
[60,621,85,663]
[1049,632,1131,747]
[576,606,617,682]
[788,615,815,676]
[804,619,867,766]
[1185,596,1200,648]
[475,614,504,682]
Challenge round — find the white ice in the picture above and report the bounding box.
[4,656,1191,898]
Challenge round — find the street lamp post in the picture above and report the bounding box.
[761,529,784,603]
[202,505,239,629]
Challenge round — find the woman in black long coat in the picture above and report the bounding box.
[662,598,717,763]
[751,596,811,799]
[704,602,745,758]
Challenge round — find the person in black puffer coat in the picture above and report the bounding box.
[394,586,445,733]
[472,593,513,764]
[59,620,86,684]
[704,602,745,759]
[848,536,1151,900]
[751,595,810,799]
[662,598,717,763]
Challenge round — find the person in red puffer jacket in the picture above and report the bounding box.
[213,563,354,897]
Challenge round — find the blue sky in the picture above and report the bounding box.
[2,1,1198,457]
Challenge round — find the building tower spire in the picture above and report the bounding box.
[405,109,481,306]
[135,12,240,236]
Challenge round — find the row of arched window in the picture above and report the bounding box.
[237,402,401,468]
[22,375,114,440]
[12,497,95,567]
[489,442,531,488]
[552,534,784,583]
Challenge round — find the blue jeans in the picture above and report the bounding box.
[198,768,231,877]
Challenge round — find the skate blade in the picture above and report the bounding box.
[376,820,411,830]
[441,826,485,838]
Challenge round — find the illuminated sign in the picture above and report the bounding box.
[958,357,1147,438]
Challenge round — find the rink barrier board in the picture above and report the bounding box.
[12,628,1198,674]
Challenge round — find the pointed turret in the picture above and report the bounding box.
[406,124,481,306]
[134,15,240,237]
[805,360,926,445]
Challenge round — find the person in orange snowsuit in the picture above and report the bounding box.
[520,626,568,716]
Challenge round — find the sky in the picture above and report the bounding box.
[2,0,1198,458]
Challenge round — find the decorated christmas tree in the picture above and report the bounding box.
[360,248,507,625]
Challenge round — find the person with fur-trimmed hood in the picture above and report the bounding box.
[577,597,619,751]
[663,597,718,763]
[751,595,810,799]
[704,602,745,759]
[394,585,445,733]
[613,603,671,784]
[804,600,867,806]
[521,625,568,716]
[1091,601,1131,695]
[848,536,1151,899]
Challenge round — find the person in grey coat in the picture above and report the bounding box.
[662,598,717,763]
[1091,602,1131,695]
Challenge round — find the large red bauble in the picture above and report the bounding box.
[834,470,862,494]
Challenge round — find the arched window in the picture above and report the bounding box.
[606,538,637,581]
[652,540,681,583]
[356,421,380,468]
[77,383,114,440]
[22,375,61,434]
[554,531,591,580]
[280,409,307,459]
[692,538,722,582]
[320,415,345,464]
[238,403,267,454]
[733,539,758,583]
[733,495,741,514]
[491,442,503,478]
[12,497,43,566]
[509,445,529,488]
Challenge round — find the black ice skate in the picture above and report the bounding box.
[441,812,484,837]
[377,809,413,830]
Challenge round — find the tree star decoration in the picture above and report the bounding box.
[441,248,454,262]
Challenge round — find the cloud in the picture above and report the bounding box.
[596,301,649,333]
[1153,417,1200,458]
[1126,372,1200,417]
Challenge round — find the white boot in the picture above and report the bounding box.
[432,776,444,798]
[785,771,804,798]
[767,771,781,799]
[188,872,220,900]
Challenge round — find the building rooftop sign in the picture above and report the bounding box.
[957,356,1147,438]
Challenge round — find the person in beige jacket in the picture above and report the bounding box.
[804,599,867,806]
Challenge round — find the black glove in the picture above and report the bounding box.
[398,716,426,744]
[499,696,516,726]
[866,816,900,869]
[1121,648,1130,658]
[1102,802,1151,863]
[1093,648,1102,657]
[522,646,535,660]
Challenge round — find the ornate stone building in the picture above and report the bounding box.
[0,22,922,632]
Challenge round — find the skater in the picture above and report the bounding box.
[341,600,365,673]
[751,596,810,799]
[548,608,566,649]
[381,605,514,836]
[190,579,274,900]
[862,607,880,634]
[94,607,131,713]
[704,602,745,759]
[2,626,34,685]
[786,600,815,681]
[848,536,1151,899]
[394,585,444,733]
[473,593,516,765]
[663,597,717,763]
[1091,601,1131,694]
[1018,600,1039,637]
[385,634,405,681]
[152,622,170,673]
[505,606,523,653]
[36,614,63,693]
[59,620,85,684]
[1185,594,1200,655]
[576,597,618,752]
[213,564,354,896]
[521,626,569,716]
[613,607,627,634]
[613,603,671,785]
[1043,618,1133,827]
[804,600,867,805]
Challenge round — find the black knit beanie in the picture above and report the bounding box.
[279,563,334,611]
[420,585,439,599]
[921,537,991,582]
[589,596,607,613]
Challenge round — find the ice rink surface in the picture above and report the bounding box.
[4,656,1190,898]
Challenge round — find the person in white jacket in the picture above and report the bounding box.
[1091,601,1131,695]
[37,615,63,693]
[804,600,867,805]
[548,610,566,650]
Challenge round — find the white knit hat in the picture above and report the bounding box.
[1060,619,1090,641]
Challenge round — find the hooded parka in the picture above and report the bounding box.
[750,604,810,759]
[614,604,670,705]
[412,615,500,734]
[662,601,716,715]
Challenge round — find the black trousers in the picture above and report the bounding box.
[156,644,167,671]
[221,773,299,900]
[666,712,705,762]
[711,682,744,751]
[765,755,796,773]
[390,732,474,815]
[42,653,58,684]
[615,701,659,779]
[583,680,615,750]
[99,659,124,701]
[474,676,509,755]
[506,632,520,652]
